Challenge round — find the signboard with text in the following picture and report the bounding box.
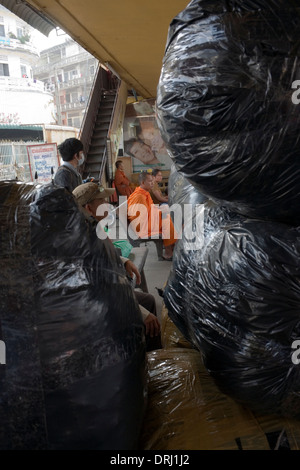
[27,143,59,183]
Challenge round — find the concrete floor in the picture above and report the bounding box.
[113,215,172,320]
[134,240,172,321]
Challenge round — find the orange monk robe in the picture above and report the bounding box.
[114,168,133,197]
[127,186,177,247]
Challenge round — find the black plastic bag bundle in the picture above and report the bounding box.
[157,0,300,225]
[0,181,147,450]
[168,163,208,209]
[164,200,300,418]
[166,166,208,341]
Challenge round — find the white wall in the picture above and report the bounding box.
[0,88,56,124]
[0,5,30,37]
[66,43,80,57]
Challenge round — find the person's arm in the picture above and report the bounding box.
[122,173,130,186]
[54,167,74,193]
[115,170,130,188]
[128,193,150,239]
[139,306,161,337]
[121,257,141,285]
[152,189,168,203]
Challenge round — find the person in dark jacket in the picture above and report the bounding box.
[72,182,162,351]
[54,138,84,192]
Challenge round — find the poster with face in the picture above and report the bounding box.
[123,99,172,172]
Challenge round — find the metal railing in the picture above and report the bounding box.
[0,36,39,56]
[58,75,94,90]
[60,101,87,112]
[79,64,109,160]
[33,51,90,74]
[0,141,43,182]
[79,65,121,183]
[0,76,45,91]
[105,80,121,182]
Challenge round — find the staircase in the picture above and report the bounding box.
[82,90,117,182]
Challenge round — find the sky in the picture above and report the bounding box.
[31,27,71,52]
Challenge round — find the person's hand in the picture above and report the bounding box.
[160,204,170,214]
[144,313,160,337]
[124,260,141,285]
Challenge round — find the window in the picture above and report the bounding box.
[67,114,81,128]
[0,25,5,37]
[73,117,81,127]
[17,27,24,38]
[0,63,9,76]
[20,65,26,77]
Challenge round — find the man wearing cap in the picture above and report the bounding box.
[54,137,85,193]
[72,182,161,350]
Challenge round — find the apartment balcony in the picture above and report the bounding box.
[33,51,92,74]
[60,101,87,112]
[0,76,46,92]
[0,37,39,58]
[58,75,94,89]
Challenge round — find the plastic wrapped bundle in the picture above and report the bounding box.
[165,166,208,340]
[0,181,147,450]
[168,163,208,209]
[157,0,300,225]
[140,348,300,450]
[160,302,193,350]
[164,202,300,418]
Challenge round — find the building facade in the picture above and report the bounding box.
[33,39,99,128]
[0,5,55,125]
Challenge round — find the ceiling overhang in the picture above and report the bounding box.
[0,0,56,36]
[3,0,189,98]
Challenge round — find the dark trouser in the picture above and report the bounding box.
[134,290,162,352]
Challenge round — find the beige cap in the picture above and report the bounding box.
[72,182,115,206]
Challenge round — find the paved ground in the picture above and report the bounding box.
[113,215,172,321]
[137,240,172,321]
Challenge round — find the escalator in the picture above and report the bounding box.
[79,65,122,184]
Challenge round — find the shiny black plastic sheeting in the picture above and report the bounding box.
[164,199,300,418]
[157,0,300,225]
[168,163,208,235]
[166,165,208,333]
[0,181,147,450]
[168,163,208,208]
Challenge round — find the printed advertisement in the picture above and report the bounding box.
[123,99,171,173]
[27,143,59,183]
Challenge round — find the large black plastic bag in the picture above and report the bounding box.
[156,0,300,225]
[164,201,300,418]
[168,163,208,234]
[0,181,147,449]
[168,163,208,209]
[166,165,208,339]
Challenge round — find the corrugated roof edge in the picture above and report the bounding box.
[0,0,56,37]
[0,124,43,130]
